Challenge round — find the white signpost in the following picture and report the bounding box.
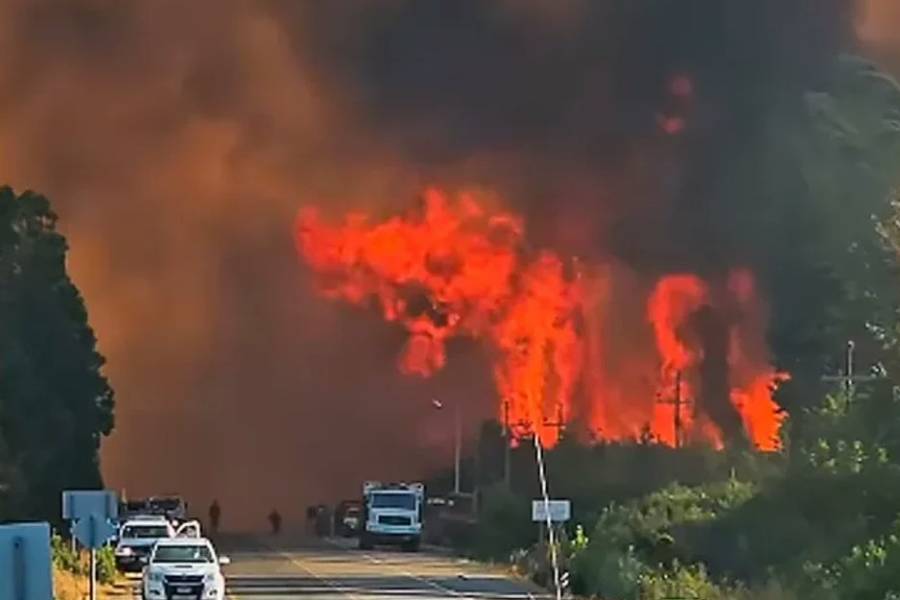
[531,499,571,523]
[0,522,53,600]
[63,490,119,600]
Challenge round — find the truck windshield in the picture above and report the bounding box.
[154,545,214,563]
[150,498,182,510]
[371,493,416,510]
[122,525,169,538]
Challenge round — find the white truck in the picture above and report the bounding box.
[359,481,424,552]
[115,515,202,572]
[141,537,230,600]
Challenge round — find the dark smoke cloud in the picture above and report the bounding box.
[294,0,854,263]
[0,0,865,525]
[0,0,468,527]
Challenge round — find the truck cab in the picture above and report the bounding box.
[359,482,424,552]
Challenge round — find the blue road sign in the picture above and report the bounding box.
[72,514,118,550]
[0,522,53,600]
[62,490,118,522]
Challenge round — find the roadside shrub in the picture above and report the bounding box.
[638,562,733,600]
[51,534,117,585]
[96,546,117,584]
[570,543,646,599]
[799,519,900,600]
[567,479,756,597]
[51,534,82,575]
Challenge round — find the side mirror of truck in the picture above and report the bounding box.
[218,556,231,566]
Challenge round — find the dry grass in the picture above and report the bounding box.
[53,566,131,600]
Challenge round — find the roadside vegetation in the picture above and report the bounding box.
[52,533,122,599]
[460,384,900,599]
[433,53,900,600]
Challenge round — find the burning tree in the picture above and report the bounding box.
[296,189,785,450]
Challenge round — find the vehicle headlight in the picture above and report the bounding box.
[115,546,133,557]
[148,571,164,582]
[204,572,217,583]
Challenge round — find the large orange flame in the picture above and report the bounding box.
[295,188,786,449]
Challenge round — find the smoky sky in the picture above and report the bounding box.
[300,0,855,271]
[0,0,880,526]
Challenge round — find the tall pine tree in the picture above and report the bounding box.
[0,186,114,522]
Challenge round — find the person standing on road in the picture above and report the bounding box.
[209,500,221,535]
[268,509,282,535]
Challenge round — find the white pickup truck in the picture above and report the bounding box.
[115,515,201,572]
[141,537,230,600]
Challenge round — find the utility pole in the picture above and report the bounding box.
[453,402,461,496]
[431,398,461,495]
[822,340,884,410]
[674,370,683,449]
[542,403,566,444]
[532,434,562,600]
[657,370,685,448]
[503,399,511,490]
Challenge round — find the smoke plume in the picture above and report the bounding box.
[0,0,873,526]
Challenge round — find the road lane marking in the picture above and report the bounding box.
[324,539,481,599]
[261,544,365,600]
[324,538,548,600]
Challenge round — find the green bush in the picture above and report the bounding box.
[567,480,757,597]
[570,543,646,599]
[51,534,82,575]
[638,562,733,600]
[799,519,900,600]
[51,534,117,584]
[96,546,117,584]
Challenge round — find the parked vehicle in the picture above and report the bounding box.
[140,537,230,600]
[335,500,363,537]
[115,516,196,572]
[359,481,424,552]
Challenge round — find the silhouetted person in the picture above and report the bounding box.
[209,500,221,535]
[314,505,329,537]
[268,509,282,535]
[305,505,317,534]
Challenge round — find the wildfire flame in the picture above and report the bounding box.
[295,188,786,449]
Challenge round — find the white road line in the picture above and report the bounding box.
[362,551,472,598]
[264,544,365,600]
[263,538,542,600]
[323,538,475,599]
[326,538,548,600]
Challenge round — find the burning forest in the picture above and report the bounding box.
[296,188,786,450]
[3,0,894,525]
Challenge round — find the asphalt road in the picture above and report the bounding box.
[130,534,546,600]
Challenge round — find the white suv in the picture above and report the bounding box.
[141,537,230,600]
